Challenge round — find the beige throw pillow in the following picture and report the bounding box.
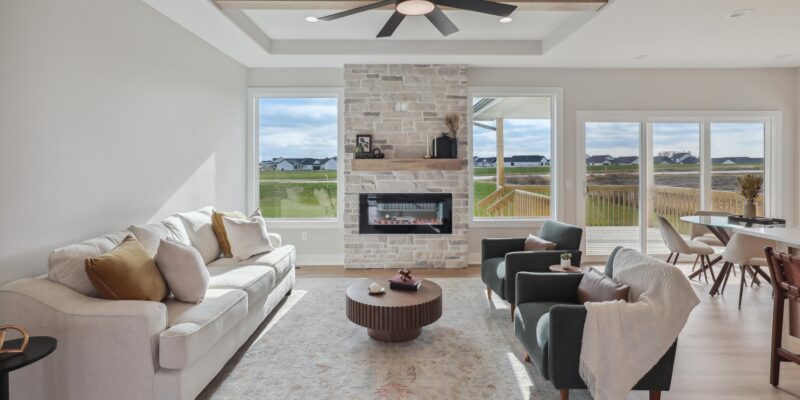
[222,211,274,261]
[211,211,247,258]
[154,239,210,303]
[524,234,557,251]
[84,236,169,301]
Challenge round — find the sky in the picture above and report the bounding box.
[258,98,764,161]
[586,122,765,158]
[259,97,338,160]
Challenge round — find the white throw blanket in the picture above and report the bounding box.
[579,248,700,400]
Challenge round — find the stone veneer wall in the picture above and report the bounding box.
[344,64,469,269]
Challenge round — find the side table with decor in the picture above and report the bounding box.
[0,325,57,400]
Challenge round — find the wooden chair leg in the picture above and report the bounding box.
[739,265,746,310]
[721,262,732,295]
[666,253,674,264]
[691,255,699,272]
[486,286,492,300]
[672,253,679,265]
[510,303,515,322]
[560,389,569,400]
[649,390,661,400]
[700,255,709,284]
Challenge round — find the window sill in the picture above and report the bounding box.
[470,218,553,228]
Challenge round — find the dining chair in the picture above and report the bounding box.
[719,233,774,309]
[764,247,800,387]
[690,211,731,247]
[657,215,715,282]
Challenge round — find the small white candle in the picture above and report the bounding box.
[433,137,437,158]
[426,135,430,157]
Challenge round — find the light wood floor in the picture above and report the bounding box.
[297,263,800,399]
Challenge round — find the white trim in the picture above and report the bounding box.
[576,110,781,260]
[467,86,564,228]
[247,87,345,229]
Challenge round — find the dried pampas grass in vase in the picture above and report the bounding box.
[444,113,461,137]
[737,174,762,218]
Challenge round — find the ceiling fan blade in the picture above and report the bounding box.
[436,0,517,17]
[319,0,395,21]
[377,11,406,38]
[426,6,459,36]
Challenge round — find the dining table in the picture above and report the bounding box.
[680,215,783,295]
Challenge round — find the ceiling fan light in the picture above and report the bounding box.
[396,0,435,16]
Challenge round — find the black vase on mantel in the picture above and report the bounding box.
[434,133,456,159]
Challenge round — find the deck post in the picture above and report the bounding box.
[496,118,504,188]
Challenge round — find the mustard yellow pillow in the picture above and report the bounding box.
[212,211,246,258]
[85,236,169,301]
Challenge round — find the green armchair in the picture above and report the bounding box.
[480,220,583,320]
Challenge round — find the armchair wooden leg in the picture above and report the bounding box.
[560,389,569,400]
[486,286,492,300]
[649,390,661,400]
[510,303,515,322]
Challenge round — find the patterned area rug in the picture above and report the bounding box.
[199,278,591,400]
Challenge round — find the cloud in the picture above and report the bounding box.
[472,119,551,158]
[259,98,338,160]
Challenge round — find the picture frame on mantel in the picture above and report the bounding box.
[356,134,372,153]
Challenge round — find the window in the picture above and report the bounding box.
[710,122,765,214]
[254,95,340,220]
[471,95,555,220]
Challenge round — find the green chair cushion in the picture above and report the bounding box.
[481,257,506,300]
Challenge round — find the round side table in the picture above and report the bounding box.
[549,265,582,273]
[0,336,57,400]
[346,278,442,342]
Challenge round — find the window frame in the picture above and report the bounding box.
[246,87,345,228]
[467,87,564,227]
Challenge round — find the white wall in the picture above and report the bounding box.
[0,0,247,284]
[249,67,798,265]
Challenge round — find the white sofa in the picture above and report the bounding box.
[0,207,296,400]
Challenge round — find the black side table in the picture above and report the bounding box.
[0,337,57,400]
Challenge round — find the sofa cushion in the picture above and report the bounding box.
[85,236,169,301]
[48,229,132,297]
[211,210,246,258]
[208,244,296,282]
[514,302,561,379]
[524,234,557,251]
[207,266,276,308]
[159,288,247,369]
[480,257,505,300]
[176,206,220,264]
[155,239,210,304]
[222,214,274,261]
[577,268,630,304]
[129,216,191,257]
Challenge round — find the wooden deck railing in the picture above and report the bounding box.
[476,184,764,231]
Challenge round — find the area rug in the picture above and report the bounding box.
[199,278,591,400]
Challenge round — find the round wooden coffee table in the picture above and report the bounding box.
[346,278,442,342]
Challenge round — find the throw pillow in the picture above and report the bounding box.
[49,229,131,297]
[222,211,274,261]
[577,268,630,304]
[84,236,169,301]
[211,211,247,258]
[176,206,220,264]
[154,239,210,303]
[524,234,557,251]
[128,223,172,258]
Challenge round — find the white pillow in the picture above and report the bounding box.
[129,217,191,257]
[222,212,274,261]
[176,206,220,264]
[48,230,131,297]
[154,239,210,304]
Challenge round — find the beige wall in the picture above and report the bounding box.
[250,67,798,265]
[0,0,247,284]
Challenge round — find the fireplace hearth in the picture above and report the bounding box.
[359,193,453,234]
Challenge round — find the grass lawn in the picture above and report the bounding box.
[260,170,337,181]
[259,181,337,218]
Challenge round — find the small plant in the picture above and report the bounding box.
[560,253,572,261]
[444,113,462,137]
[737,174,763,202]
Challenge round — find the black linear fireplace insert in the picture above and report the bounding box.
[359,193,452,234]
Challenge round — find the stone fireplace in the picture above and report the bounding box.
[343,64,469,269]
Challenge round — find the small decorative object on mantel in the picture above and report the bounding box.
[560,252,572,268]
[355,147,384,159]
[368,282,386,295]
[0,324,30,354]
[389,268,422,291]
[356,134,372,153]
[433,133,454,159]
[737,174,763,219]
[444,113,461,158]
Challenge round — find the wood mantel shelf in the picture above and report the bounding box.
[351,158,463,171]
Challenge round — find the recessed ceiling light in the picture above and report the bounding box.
[775,54,795,60]
[634,54,650,60]
[396,0,435,16]
[499,17,513,23]
[305,16,319,23]
[726,9,754,19]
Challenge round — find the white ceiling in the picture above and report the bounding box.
[141,0,800,68]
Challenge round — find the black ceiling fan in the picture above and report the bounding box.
[317,0,517,38]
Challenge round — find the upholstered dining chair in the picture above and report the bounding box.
[657,215,715,282]
[719,233,774,309]
[481,220,583,321]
